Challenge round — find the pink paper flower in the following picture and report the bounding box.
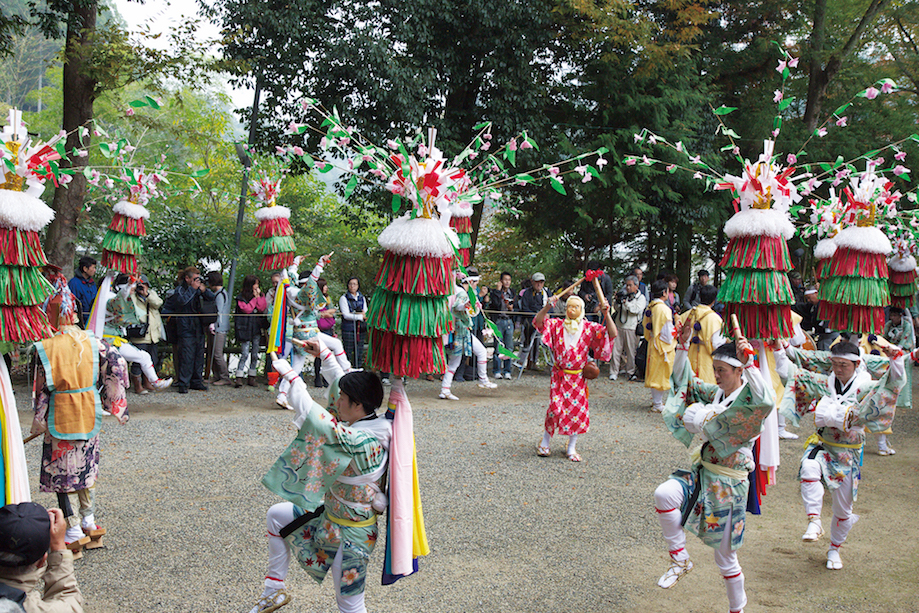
[894,165,910,176]
[596,157,608,169]
[732,146,740,156]
[788,57,798,68]
[581,174,592,183]
[625,158,637,166]
[520,140,533,150]
[482,133,492,140]
[835,116,848,127]
[480,141,491,151]
[633,133,643,143]
[387,139,398,150]
[275,146,286,155]
[773,90,783,103]
[693,172,702,179]
[881,82,894,94]
[817,127,828,137]
[125,108,135,117]
[548,166,560,176]
[787,153,797,165]
[292,146,304,156]
[417,144,428,156]
[771,129,780,137]
[776,59,786,73]
[895,151,907,161]
[648,134,658,145]
[507,138,518,151]
[689,155,701,165]
[865,87,879,99]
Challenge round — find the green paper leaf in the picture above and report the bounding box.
[318,162,334,174]
[505,148,516,166]
[778,98,793,111]
[473,122,490,131]
[596,146,609,155]
[391,194,401,214]
[588,165,601,178]
[722,128,741,139]
[344,175,359,198]
[302,153,314,168]
[191,168,209,178]
[128,99,148,108]
[99,143,112,158]
[144,96,161,110]
[834,103,852,116]
[550,177,566,195]
[515,173,535,183]
[713,106,737,115]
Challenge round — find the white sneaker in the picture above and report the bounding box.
[802,518,823,542]
[778,429,799,440]
[275,393,293,411]
[438,391,459,400]
[478,380,498,389]
[248,588,291,613]
[609,372,617,380]
[826,548,843,570]
[657,556,693,588]
[381,378,391,386]
[152,377,173,391]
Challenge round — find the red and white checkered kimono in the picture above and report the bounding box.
[536,317,612,435]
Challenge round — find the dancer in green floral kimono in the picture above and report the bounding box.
[778,339,905,570]
[248,337,388,613]
[653,329,774,613]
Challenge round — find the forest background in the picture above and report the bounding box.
[1,0,918,301]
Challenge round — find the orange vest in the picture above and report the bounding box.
[34,333,101,440]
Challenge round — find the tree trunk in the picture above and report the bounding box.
[46,3,98,277]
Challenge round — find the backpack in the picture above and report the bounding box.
[201,289,224,327]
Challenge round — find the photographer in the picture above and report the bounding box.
[609,275,646,380]
[164,267,215,394]
[127,275,166,393]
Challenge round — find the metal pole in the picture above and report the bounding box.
[224,76,262,319]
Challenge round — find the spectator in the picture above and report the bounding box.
[261,271,284,379]
[586,260,614,305]
[0,502,83,612]
[339,277,368,369]
[126,274,167,393]
[577,280,600,323]
[314,278,336,388]
[633,266,649,302]
[682,269,711,311]
[67,256,97,324]
[203,271,232,386]
[609,275,647,380]
[165,267,214,394]
[663,274,680,315]
[799,286,838,350]
[490,271,515,379]
[518,272,549,370]
[678,284,724,385]
[788,271,806,313]
[644,280,676,412]
[234,274,267,388]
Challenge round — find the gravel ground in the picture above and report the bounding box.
[13,369,919,613]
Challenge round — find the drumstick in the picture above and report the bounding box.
[23,432,41,444]
[553,277,584,298]
[731,314,756,357]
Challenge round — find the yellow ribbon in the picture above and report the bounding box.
[102,334,128,347]
[804,433,863,450]
[327,513,377,528]
[559,368,582,375]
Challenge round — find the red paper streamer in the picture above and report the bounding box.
[259,251,295,272]
[108,213,147,237]
[254,217,293,239]
[818,302,885,335]
[374,251,454,296]
[101,250,138,276]
[0,227,48,267]
[825,248,888,279]
[721,303,794,340]
[0,304,51,342]
[368,329,446,378]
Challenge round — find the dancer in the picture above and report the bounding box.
[653,335,773,613]
[678,284,724,385]
[780,339,904,570]
[644,280,677,412]
[248,338,388,613]
[31,308,130,559]
[276,255,351,410]
[439,269,496,400]
[533,293,615,462]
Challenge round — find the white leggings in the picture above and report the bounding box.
[278,333,351,395]
[442,336,488,391]
[800,458,857,547]
[654,478,746,612]
[116,342,159,382]
[264,502,366,613]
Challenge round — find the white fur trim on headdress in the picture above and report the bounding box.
[814,239,837,261]
[377,214,460,258]
[723,208,795,240]
[889,254,917,273]
[0,188,55,231]
[448,200,474,218]
[832,225,892,255]
[113,200,151,220]
[254,205,291,221]
[713,355,744,368]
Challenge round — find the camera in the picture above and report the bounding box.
[615,288,628,303]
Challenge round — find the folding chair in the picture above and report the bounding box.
[511,330,554,380]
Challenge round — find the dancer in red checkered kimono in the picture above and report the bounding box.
[533,294,616,462]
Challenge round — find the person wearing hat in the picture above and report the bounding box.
[799,286,838,350]
[0,502,84,612]
[439,268,497,400]
[518,273,548,370]
[682,269,712,311]
[780,339,905,570]
[247,338,389,613]
[653,335,771,613]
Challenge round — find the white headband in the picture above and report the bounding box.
[832,353,861,363]
[465,275,480,283]
[804,288,817,295]
[713,355,744,368]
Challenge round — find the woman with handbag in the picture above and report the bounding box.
[235,275,268,387]
[126,275,167,393]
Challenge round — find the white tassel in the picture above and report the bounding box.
[377,214,460,258]
[112,200,151,220]
[723,208,795,240]
[833,226,892,255]
[0,188,54,231]
[254,206,291,221]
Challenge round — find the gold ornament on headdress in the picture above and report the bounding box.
[855,201,876,227]
[751,162,773,210]
[0,141,24,191]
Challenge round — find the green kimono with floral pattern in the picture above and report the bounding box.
[261,378,389,595]
[662,356,775,550]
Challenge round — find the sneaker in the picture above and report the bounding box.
[478,380,498,389]
[609,373,617,380]
[247,588,291,613]
[152,378,173,391]
[657,556,693,588]
[802,517,823,542]
[438,391,459,400]
[381,378,391,386]
[778,429,799,440]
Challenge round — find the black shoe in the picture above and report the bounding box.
[177,387,188,394]
[190,384,208,391]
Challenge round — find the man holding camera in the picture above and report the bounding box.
[0,502,84,612]
[609,275,647,380]
[165,267,216,394]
